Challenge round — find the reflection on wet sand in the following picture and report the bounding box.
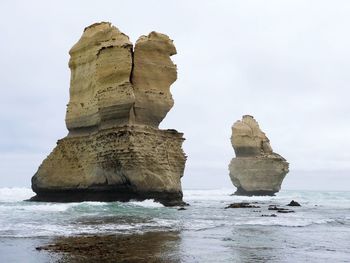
[37,231,181,263]
[227,226,281,262]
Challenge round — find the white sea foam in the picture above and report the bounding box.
[184,219,225,231]
[0,187,348,239]
[0,187,34,202]
[183,188,235,202]
[183,188,280,203]
[0,201,161,215]
[0,202,86,213]
[0,217,177,238]
[78,201,109,206]
[129,199,164,208]
[13,203,74,212]
[183,189,350,208]
[234,218,336,227]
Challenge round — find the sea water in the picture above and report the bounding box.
[0,188,349,262]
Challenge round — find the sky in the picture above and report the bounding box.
[0,0,349,190]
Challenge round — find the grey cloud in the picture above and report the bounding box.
[0,0,349,190]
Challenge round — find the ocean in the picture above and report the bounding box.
[0,188,349,262]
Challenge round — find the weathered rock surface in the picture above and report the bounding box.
[268,206,294,213]
[229,115,289,196]
[225,202,261,209]
[287,200,301,207]
[66,22,134,133]
[31,22,186,206]
[132,32,177,127]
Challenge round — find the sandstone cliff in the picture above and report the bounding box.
[229,115,289,195]
[31,22,186,206]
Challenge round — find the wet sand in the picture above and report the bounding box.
[36,231,181,263]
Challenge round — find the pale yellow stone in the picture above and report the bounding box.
[231,115,273,157]
[65,24,178,133]
[33,126,186,193]
[66,22,134,133]
[229,115,289,195]
[31,23,186,206]
[132,32,177,127]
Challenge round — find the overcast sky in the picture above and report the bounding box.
[0,0,349,190]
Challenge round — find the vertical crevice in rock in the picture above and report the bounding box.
[129,45,135,85]
[129,44,136,124]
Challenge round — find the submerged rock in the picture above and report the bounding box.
[261,214,277,217]
[225,202,261,209]
[31,22,186,206]
[277,210,295,213]
[268,206,294,213]
[229,115,289,196]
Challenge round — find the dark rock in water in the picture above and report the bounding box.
[228,115,289,196]
[261,214,277,217]
[29,22,187,207]
[177,207,186,211]
[287,200,301,206]
[225,202,261,209]
[277,210,295,213]
[268,206,294,213]
[268,205,283,211]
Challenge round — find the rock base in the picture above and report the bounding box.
[29,190,185,206]
[229,157,289,196]
[233,187,277,196]
[31,125,186,206]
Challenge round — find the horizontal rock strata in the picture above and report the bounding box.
[32,126,185,206]
[229,115,289,196]
[66,22,134,133]
[31,22,186,206]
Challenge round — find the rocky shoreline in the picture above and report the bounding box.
[225,200,301,215]
[36,231,180,263]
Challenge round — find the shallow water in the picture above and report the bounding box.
[0,188,349,262]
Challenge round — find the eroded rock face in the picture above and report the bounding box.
[132,32,177,127]
[31,22,186,206]
[66,22,134,133]
[229,115,289,196]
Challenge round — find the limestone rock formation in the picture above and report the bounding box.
[229,115,289,196]
[66,22,134,132]
[132,32,177,127]
[31,22,186,206]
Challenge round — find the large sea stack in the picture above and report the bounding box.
[30,22,187,206]
[229,115,289,196]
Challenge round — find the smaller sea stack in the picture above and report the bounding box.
[229,115,289,196]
